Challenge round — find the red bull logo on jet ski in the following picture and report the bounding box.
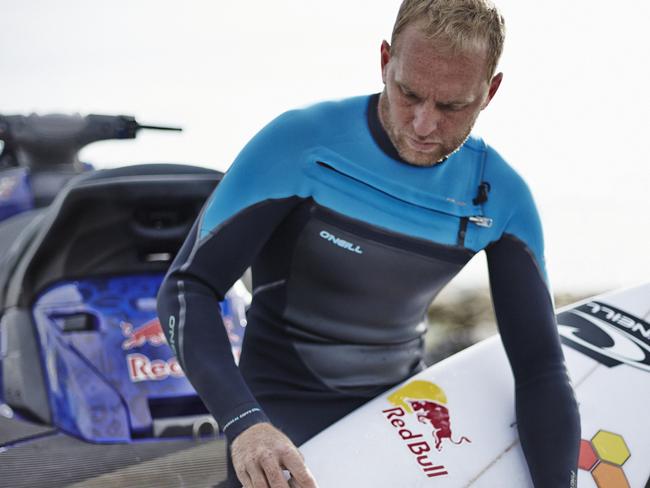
[121,318,167,350]
[381,380,471,479]
[0,174,18,199]
[120,317,187,382]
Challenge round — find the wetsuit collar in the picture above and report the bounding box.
[367,93,405,163]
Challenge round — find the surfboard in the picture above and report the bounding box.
[300,284,650,487]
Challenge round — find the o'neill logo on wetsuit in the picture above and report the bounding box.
[319,230,363,254]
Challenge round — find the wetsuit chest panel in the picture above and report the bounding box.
[302,148,489,249]
[279,204,473,392]
[307,147,484,218]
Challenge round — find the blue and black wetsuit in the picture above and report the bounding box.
[157,94,580,487]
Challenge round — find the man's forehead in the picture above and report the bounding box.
[392,59,483,104]
[392,22,490,80]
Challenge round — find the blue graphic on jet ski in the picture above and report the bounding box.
[0,142,248,443]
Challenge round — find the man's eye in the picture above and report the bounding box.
[400,87,418,100]
[440,104,465,112]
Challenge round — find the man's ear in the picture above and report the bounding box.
[380,40,391,84]
[482,72,503,109]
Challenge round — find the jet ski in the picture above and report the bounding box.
[0,114,241,486]
[0,112,181,223]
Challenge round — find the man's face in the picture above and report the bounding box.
[379,23,502,166]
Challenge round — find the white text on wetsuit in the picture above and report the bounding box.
[319,230,363,254]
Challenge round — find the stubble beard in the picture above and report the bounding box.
[378,91,476,167]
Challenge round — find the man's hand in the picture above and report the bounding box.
[230,423,319,488]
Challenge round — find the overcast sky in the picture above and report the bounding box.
[2,0,649,293]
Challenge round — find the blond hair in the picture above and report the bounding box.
[391,0,505,79]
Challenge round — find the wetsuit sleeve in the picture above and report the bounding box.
[157,113,304,442]
[485,188,580,487]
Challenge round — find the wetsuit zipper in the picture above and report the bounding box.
[315,161,466,218]
[316,160,490,249]
[457,217,469,246]
[457,216,493,246]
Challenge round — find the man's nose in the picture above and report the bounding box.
[412,104,440,138]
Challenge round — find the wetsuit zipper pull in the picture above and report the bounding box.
[469,216,493,228]
[457,215,493,247]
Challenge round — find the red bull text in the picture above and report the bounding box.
[381,380,471,479]
[121,318,185,382]
[127,353,184,382]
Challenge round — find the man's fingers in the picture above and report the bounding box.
[259,453,290,488]
[230,424,314,488]
[281,449,318,488]
[248,464,272,488]
[235,467,253,488]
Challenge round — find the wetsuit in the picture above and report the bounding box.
[157,94,580,487]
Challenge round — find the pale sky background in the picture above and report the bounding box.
[2,0,649,294]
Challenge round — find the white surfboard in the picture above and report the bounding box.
[300,284,650,487]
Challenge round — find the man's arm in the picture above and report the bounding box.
[480,161,580,487]
[157,196,319,488]
[157,109,319,488]
[157,196,300,440]
[486,233,580,487]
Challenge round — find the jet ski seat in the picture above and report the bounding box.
[0,163,222,423]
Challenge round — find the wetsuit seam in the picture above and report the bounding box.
[485,232,548,284]
[475,141,489,210]
[312,204,474,264]
[252,279,287,297]
[317,220,470,267]
[176,280,187,368]
[180,206,208,273]
[199,197,304,246]
[497,233,551,294]
[283,324,427,347]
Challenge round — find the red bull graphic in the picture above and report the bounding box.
[408,399,471,451]
[381,380,471,479]
[121,318,167,350]
[0,175,18,199]
[121,318,185,382]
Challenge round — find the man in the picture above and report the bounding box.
[157,1,580,487]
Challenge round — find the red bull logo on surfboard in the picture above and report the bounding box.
[381,380,471,479]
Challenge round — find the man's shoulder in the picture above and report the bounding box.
[273,94,370,132]
[226,95,372,178]
[293,94,370,118]
[246,94,371,157]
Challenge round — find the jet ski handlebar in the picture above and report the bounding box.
[0,113,182,169]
